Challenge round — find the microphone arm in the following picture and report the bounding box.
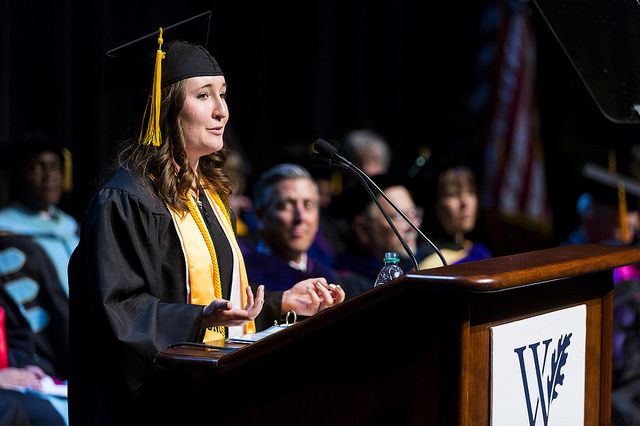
[337,155,419,270]
[312,139,448,269]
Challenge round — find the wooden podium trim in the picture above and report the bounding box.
[405,243,640,291]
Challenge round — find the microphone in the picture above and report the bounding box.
[313,138,339,158]
[311,138,447,269]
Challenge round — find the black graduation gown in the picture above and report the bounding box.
[68,168,235,425]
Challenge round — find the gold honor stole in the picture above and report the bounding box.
[169,188,256,342]
[418,240,473,270]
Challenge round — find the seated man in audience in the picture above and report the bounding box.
[340,129,391,183]
[243,164,341,322]
[331,175,422,299]
[0,131,78,298]
[0,132,73,424]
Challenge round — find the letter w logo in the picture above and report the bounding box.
[513,334,571,426]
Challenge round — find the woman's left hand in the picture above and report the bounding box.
[281,278,345,316]
[201,285,264,328]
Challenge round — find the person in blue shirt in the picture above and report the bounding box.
[0,131,78,297]
[0,132,74,424]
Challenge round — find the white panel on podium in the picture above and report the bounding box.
[491,305,586,425]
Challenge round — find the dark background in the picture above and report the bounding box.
[2,0,639,255]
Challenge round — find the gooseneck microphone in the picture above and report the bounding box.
[311,138,447,269]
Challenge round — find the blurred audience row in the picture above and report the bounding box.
[3,127,640,424]
[227,129,493,306]
[0,132,71,425]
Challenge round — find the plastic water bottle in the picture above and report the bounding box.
[374,252,404,287]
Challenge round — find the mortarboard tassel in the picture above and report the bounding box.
[618,180,629,242]
[609,148,629,243]
[62,147,73,192]
[139,28,166,146]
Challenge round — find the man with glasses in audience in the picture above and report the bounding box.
[331,174,423,299]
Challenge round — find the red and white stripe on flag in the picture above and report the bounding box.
[481,7,551,231]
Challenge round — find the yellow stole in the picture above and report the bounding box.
[169,187,256,342]
[418,240,473,270]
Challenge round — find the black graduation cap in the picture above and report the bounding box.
[0,130,73,192]
[1,131,63,166]
[104,11,224,146]
[582,162,640,211]
[578,160,640,243]
[104,11,222,96]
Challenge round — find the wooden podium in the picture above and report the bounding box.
[155,244,640,425]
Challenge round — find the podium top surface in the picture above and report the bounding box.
[405,243,640,292]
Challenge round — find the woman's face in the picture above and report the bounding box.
[436,170,478,240]
[179,76,228,166]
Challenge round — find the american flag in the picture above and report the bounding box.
[473,0,552,236]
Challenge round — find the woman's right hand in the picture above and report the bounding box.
[201,285,264,328]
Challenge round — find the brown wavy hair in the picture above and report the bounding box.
[117,79,233,213]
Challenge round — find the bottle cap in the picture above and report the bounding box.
[383,252,400,263]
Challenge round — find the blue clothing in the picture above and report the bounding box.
[0,203,78,296]
[418,239,492,270]
[0,235,69,380]
[448,242,492,265]
[243,248,337,292]
[0,280,67,425]
[333,249,382,284]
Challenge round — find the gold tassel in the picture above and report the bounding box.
[331,170,342,196]
[139,28,165,146]
[609,148,629,242]
[62,148,73,192]
[618,180,629,243]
